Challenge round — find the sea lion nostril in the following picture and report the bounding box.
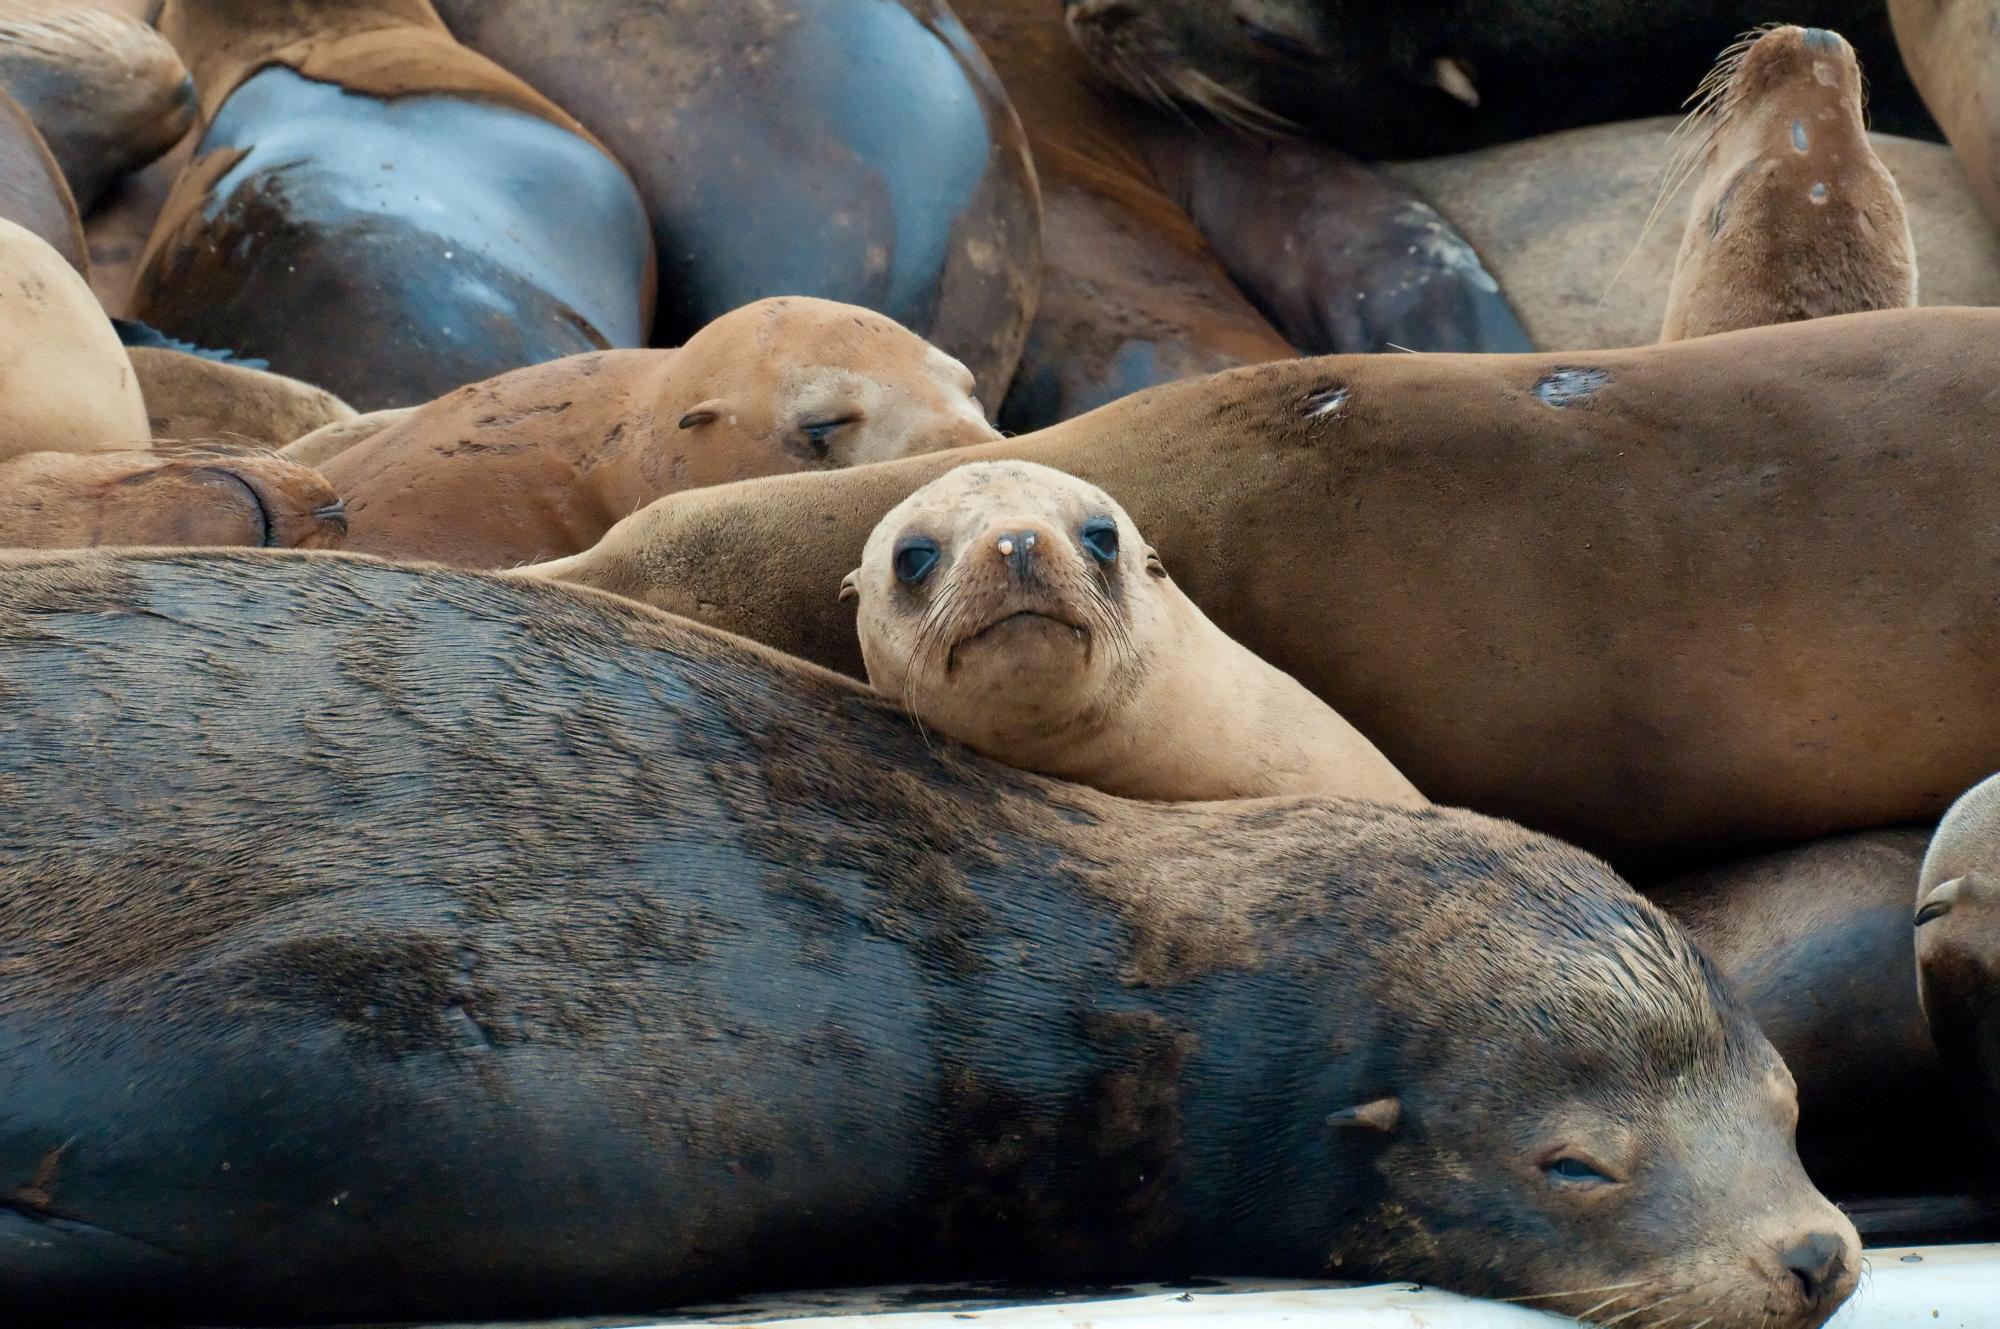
[1803,27,1836,52]
[1780,1230,1847,1303]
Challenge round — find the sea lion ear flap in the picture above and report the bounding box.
[838,569,861,604]
[1325,1096,1402,1133]
[679,399,726,430]
[1143,546,1167,578]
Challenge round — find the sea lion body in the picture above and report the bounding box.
[0,216,148,459]
[1380,118,2000,351]
[1066,0,1933,159]
[846,461,1421,806]
[0,82,78,272]
[0,446,345,549]
[1650,830,1969,1197]
[281,406,410,467]
[323,298,998,569]
[128,346,355,449]
[133,0,654,411]
[0,0,194,212]
[0,551,1856,1327]
[432,0,1038,411]
[536,307,2000,859]
[1892,0,2000,236]
[1915,771,2000,1161]
[1662,27,1915,341]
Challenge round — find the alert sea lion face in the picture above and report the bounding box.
[0,447,347,549]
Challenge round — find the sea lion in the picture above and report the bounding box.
[1379,117,2000,351]
[1648,829,1973,1198]
[83,126,189,318]
[321,298,998,570]
[127,346,355,449]
[840,461,1422,807]
[0,549,1859,1327]
[430,0,1038,411]
[1891,0,2000,236]
[0,215,148,460]
[1915,770,2000,1159]
[281,406,411,468]
[132,0,654,411]
[0,80,78,272]
[1064,0,1934,159]
[531,307,2000,860]
[0,0,194,213]
[1661,27,1915,342]
[0,446,345,549]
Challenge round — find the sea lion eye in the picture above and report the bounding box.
[893,536,940,585]
[1235,15,1323,61]
[1080,516,1119,564]
[1544,1156,1614,1186]
[800,416,860,457]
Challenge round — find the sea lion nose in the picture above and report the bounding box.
[994,529,1039,581]
[1780,1230,1850,1307]
[1802,27,1837,52]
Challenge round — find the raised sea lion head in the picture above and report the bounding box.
[1319,823,1861,1329]
[0,446,348,549]
[1062,0,1315,133]
[843,460,1158,751]
[1914,770,2000,1151]
[671,296,999,468]
[1661,25,1914,340]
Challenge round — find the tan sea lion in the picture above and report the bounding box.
[0,216,147,459]
[0,445,345,549]
[1662,27,1915,341]
[1892,0,2000,236]
[281,406,411,467]
[841,461,1423,807]
[324,297,998,569]
[529,307,2000,859]
[1915,770,2000,1160]
[0,0,194,213]
[128,346,355,449]
[1381,117,1996,351]
[0,547,1860,1328]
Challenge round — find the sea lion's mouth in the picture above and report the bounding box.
[947,610,1091,672]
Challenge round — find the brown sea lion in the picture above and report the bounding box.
[0,0,193,213]
[0,79,78,271]
[840,461,1422,806]
[323,298,998,569]
[1892,0,2000,236]
[1662,27,1915,341]
[83,126,189,319]
[1064,0,1934,159]
[0,548,1859,1327]
[0,445,345,549]
[133,0,654,411]
[430,0,1038,412]
[0,215,147,459]
[1380,117,1999,351]
[1915,770,2000,1161]
[1648,829,1974,1198]
[281,406,411,468]
[531,307,2000,860]
[127,345,355,449]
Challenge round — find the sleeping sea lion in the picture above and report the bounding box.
[1662,27,1915,341]
[0,80,77,271]
[1915,771,2000,1162]
[0,215,147,459]
[0,548,1858,1328]
[841,461,1422,806]
[127,345,356,449]
[0,445,345,549]
[323,297,998,569]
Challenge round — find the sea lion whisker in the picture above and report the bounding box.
[1502,1279,1648,1303]
[1599,1289,1684,1326]
[1576,1290,1644,1319]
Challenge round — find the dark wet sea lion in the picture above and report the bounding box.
[0,549,1858,1327]
[431,0,1038,412]
[1378,117,2000,351]
[321,297,997,569]
[1649,830,1977,1198]
[127,346,356,449]
[535,307,2000,860]
[1662,27,1915,341]
[132,0,655,411]
[1915,771,2000,1162]
[0,446,345,549]
[0,81,79,272]
[1065,0,1934,159]
[0,0,194,213]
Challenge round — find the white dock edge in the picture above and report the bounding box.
[482,1245,1995,1329]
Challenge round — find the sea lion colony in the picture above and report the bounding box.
[0,3,1998,1327]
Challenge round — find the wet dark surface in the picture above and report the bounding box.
[131,67,651,410]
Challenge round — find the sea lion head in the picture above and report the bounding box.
[1661,25,1914,340]
[1319,824,1861,1329]
[1061,0,1318,134]
[844,460,1158,754]
[669,296,999,470]
[0,447,348,550]
[1914,770,2000,1152]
